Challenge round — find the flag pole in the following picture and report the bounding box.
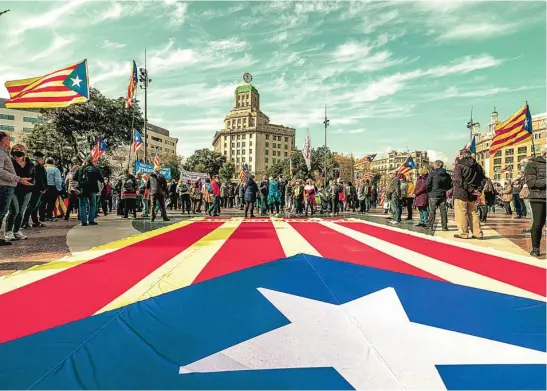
[527,101,537,157]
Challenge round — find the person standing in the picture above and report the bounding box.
[303,179,316,217]
[74,157,104,226]
[404,175,414,220]
[177,180,191,214]
[147,166,170,222]
[64,164,80,220]
[43,157,62,221]
[413,167,429,227]
[168,179,178,210]
[5,144,35,241]
[483,177,496,214]
[426,160,452,231]
[243,174,258,218]
[208,175,221,216]
[524,147,546,257]
[386,173,402,225]
[284,180,294,213]
[121,170,138,219]
[501,182,513,215]
[22,151,47,229]
[452,149,485,240]
[259,175,269,216]
[139,174,150,217]
[101,178,113,215]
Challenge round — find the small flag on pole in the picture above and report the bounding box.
[4,59,89,109]
[302,130,312,171]
[489,103,533,156]
[125,61,138,109]
[464,136,476,154]
[90,138,107,165]
[153,147,161,166]
[133,129,143,152]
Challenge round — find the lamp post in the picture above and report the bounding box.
[139,50,151,164]
[323,104,330,186]
[467,107,480,143]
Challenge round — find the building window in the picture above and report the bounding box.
[285,137,288,142]
[249,165,252,171]
[236,157,240,163]
[518,155,526,162]
[534,133,540,140]
[237,150,240,155]
[505,157,514,163]
[495,151,502,157]
[265,157,269,163]
[231,142,235,147]
[273,158,276,164]
[266,135,269,140]
[250,141,252,146]
[237,142,240,147]
[151,136,162,142]
[285,144,288,149]
[249,156,252,162]
[249,149,252,155]
[242,142,246,147]
[285,152,288,157]
[23,127,34,133]
[505,148,514,156]
[224,151,227,156]
[23,116,40,123]
[517,146,527,154]
[231,150,235,155]
[265,150,269,155]
[0,125,15,131]
[494,158,502,165]
[0,114,14,120]
[265,142,269,147]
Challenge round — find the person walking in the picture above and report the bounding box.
[43,157,62,222]
[386,173,402,225]
[121,170,138,219]
[22,151,47,229]
[243,174,258,218]
[73,157,104,226]
[524,147,546,257]
[5,144,35,241]
[501,182,513,215]
[208,175,221,216]
[413,167,429,227]
[452,149,485,240]
[404,175,414,220]
[483,177,496,214]
[267,176,281,215]
[168,179,178,210]
[147,166,170,222]
[284,180,294,213]
[259,175,269,216]
[426,160,452,231]
[64,164,80,220]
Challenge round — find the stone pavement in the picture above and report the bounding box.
[0,205,543,278]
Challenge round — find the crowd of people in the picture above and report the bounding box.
[0,130,545,256]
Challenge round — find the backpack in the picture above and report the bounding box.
[349,186,356,197]
[78,166,89,190]
[465,165,486,193]
[123,178,135,192]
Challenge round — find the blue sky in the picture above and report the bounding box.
[0,0,545,162]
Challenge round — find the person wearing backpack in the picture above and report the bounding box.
[121,170,138,219]
[452,149,485,240]
[73,157,104,226]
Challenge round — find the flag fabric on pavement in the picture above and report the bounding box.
[125,61,138,109]
[302,130,312,171]
[0,233,544,391]
[133,129,143,153]
[154,147,161,166]
[4,59,89,109]
[90,138,107,165]
[490,103,533,156]
[397,156,417,176]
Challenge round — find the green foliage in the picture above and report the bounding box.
[25,88,143,171]
[159,153,183,180]
[182,149,226,177]
[265,147,339,181]
[218,162,236,182]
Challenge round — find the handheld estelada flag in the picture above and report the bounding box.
[397,156,417,176]
[90,138,107,165]
[153,147,161,166]
[133,129,143,152]
[4,59,89,108]
[490,103,533,156]
[239,163,248,183]
[125,61,138,108]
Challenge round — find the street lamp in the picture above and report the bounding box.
[323,104,330,186]
[467,107,480,143]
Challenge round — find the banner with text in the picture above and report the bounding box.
[180,169,209,182]
[134,161,172,180]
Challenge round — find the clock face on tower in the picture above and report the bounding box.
[243,73,252,84]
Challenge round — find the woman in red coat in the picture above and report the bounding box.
[413,167,429,227]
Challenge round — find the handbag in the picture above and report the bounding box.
[519,186,530,199]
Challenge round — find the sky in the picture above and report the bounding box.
[0,0,545,163]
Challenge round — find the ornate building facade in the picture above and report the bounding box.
[212,84,296,175]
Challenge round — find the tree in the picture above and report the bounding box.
[266,147,339,182]
[218,162,236,182]
[159,152,183,180]
[25,88,143,171]
[182,149,226,177]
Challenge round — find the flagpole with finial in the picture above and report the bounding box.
[527,101,536,157]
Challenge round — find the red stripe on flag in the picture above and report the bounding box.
[0,222,223,343]
[193,221,285,284]
[337,222,546,296]
[290,222,443,281]
[28,85,72,93]
[5,95,78,104]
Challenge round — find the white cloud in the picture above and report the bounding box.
[330,129,367,135]
[440,22,521,40]
[427,150,450,165]
[441,132,470,141]
[31,34,77,61]
[161,0,187,28]
[91,60,131,85]
[206,38,247,53]
[362,9,400,34]
[148,83,235,108]
[93,1,124,23]
[426,55,503,77]
[100,40,126,49]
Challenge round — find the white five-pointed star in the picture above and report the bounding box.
[71,75,82,87]
[179,288,546,390]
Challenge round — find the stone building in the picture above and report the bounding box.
[368,150,430,187]
[212,83,296,175]
[0,98,42,145]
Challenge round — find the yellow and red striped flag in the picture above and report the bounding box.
[4,59,89,109]
[153,147,161,166]
[125,61,137,108]
[489,103,533,156]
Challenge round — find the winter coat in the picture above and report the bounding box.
[413,175,428,208]
[0,147,19,187]
[267,180,280,205]
[452,157,485,202]
[259,180,269,197]
[211,179,221,196]
[33,161,47,192]
[501,185,512,203]
[147,172,168,196]
[524,155,546,203]
[121,174,138,199]
[244,178,259,202]
[386,177,401,199]
[12,157,35,194]
[426,168,452,199]
[177,182,189,196]
[74,164,104,195]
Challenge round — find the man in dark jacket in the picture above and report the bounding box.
[426,160,452,231]
[524,147,546,256]
[22,151,47,229]
[243,175,259,218]
[452,150,485,239]
[147,166,169,222]
[73,157,104,226]
[259,176,269,216]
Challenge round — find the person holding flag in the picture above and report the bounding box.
[73,157,104,227]
[90,138,108,166]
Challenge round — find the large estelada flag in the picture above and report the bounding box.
[490,103,533,156]
[0,219,545,389]
[4,59,89,109]
[397,155,417,176]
